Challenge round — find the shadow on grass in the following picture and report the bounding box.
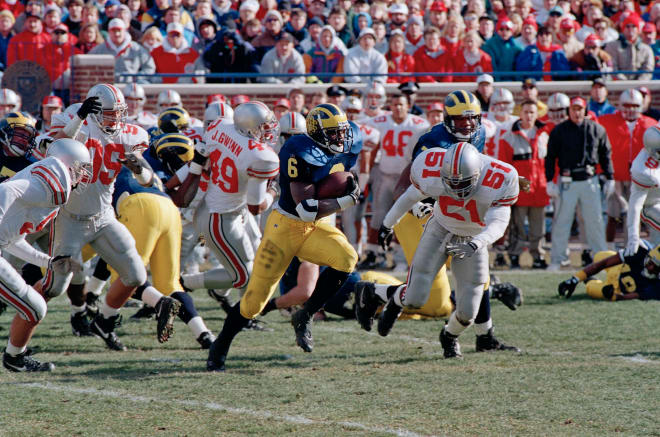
[610,351,660,360]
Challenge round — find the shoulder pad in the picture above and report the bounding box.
[348,121,363,155]
[282,135,329,167]
[410,148,448,197]
[30,157,70,206]
[248,148,280,179]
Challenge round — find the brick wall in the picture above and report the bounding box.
[69,56,660,118]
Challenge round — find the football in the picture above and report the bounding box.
[316,171,353,199]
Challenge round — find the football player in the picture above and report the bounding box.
[558,243,660,301]
[124,83,158,130]
[156,90,203,127]
[1,138,90,372]
[0,88,20,117]
[625,125,660,256]
[358,142,520,359]
[206,103,361,371]
[0,112,39,181]
[48,84,162,351]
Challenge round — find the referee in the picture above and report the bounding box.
[545,96,615,270]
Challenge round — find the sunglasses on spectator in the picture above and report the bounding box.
[54,30,67,35]
[266,18,279,23]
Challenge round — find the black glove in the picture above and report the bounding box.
[378,224,394,251]
[491,283,522,311]
[601,284,615,301]
[192,149,208,166]
[344,175,360,204]
[77,96,102,119]
[558,276,580,298]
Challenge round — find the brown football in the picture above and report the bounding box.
[316,171,353,199]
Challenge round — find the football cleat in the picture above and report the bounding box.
[243,318,273,332]
[291,310,314,352]
[197,331,215,350]
[357,251,388,270]
[91,314,127,351]
[154,297,181,343]
[532,257,548,269]
[439,327,463,359]
[3,350,55,372]
[71,310,94,337]
[475,328,521,353]
[354,281,384,332]
[129,305,156,320]
[509,255,520,269]
[208,289,233,314]
[377,298,403,337]
[85,293,100,316]
[206,340,227,372]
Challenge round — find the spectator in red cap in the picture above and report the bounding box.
[428,1,448,32]
[37,95,63,133]
[641,21,657,46]
[151,22,201,84]
[515,15,538,47]
[569,33,613,79]
[558,17,584,58]
[0,0,24,20]
[515,25,562,80]
[7,9,50,66]
[385,29,415,83]
[207,94,226,105]
[426,102,444,126]
[482,18,523,80]
[604,14,653,80]
[413,26,452,82]
[273,97,290,120]
[452,30,493,82]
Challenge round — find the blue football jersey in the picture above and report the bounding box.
[111,166,168,210]
[411,123,486,161]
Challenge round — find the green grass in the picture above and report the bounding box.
[1,272,660,437]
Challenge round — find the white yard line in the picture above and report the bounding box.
[20,382,437,437]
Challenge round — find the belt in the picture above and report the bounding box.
[571,173,595,182]
[63,209,103,221]
[512,152,532,161]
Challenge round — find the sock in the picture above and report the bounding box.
[93,259,111,281]
[209,301,250,363]
[181,273,205,291]
[392,285,405,307]
[474,318,493,336]
[71,303,86,316]
[261,298,277,315]
[302,268,349,316]
[141,285,164,308]
[132,282,148,301]
[474,289,491,325]
[374,284,389,302]
[187,316,209,339]
[171,291,198,322]
[446,312,469,337]
[5,340,26,356]
[99,295,120,319]
[87,276,107,296]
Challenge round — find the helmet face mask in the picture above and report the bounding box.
[642,245,660,280]
[0,112,37,157]
[447,113,481,141]
[441,142,481,200]
[443,90,482,142]
[87,84,127,136]
[306,103,353,154]
[234,102,279,146]
[155,133,194,175]
[158,107,190,134]
[45,138,92,192]
[621,104,641,122]
[548,108,568,123]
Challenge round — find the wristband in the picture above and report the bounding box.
[135,167,153,185]
[62,114,84,139]
[337,194,356,210]
[263,192,274,210]
[189,162,203,175]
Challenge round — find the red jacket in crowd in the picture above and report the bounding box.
[386,51,415,83]
[7,29,51,66]
[151,42,200,84]
[452,49,493,82]
[598,112,656,181]
[413,45,452,82]
[42,41,76,84]
[440,37,461,58]
[0,0,23,18]
[498,119,552,207]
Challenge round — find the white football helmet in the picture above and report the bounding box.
[277,111,306,150]
[204,102,234,129]
[441,142,482,200]
[47,138,92,191]
[234,101,279,145]
[86,83,127,135]
[620,89,643,121]
[157,90,182,112]
[547,92,570,123]
[490,88,514,117]
[364,81,386,111]
[341,95,363,121]
[0,88,20,116]
[643,125,660,160]
[124,83,146,114]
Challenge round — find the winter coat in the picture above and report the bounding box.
[413,44,452,82]
[598,112,656,181]
[303,42,344,82]
[259,46,305,84]
[151,40,200,84]
[569,48,613,80]
[42,41,75,89]
[588,99,616,117]
[386,51,415,83]
[341,45,387,83]
[202,30,258,83]
[89,39,156,84]
[482,34,523,80]
[6,30,51,66]
[604,35,654,80]
[452,49,492,82]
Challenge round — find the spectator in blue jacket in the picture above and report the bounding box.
[482,18,523,81]
[587,77,616,116]
[0,10,15,71]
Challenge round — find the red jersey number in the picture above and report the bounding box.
[646,156,659,169]
[209,149,238,193]
[437,196,484,226]
[381,130,412,157]
[85,139,125,186]
[421,150,445,178]
[482,161,511,190]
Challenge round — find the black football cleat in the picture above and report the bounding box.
[354,281,383,332]
[206,357,226,372]
[71,311,94,337]
[206,341,227,372]
[439,327,463,359]
[197,331,215,350]
[3,350,55,372]
[532,257,548,269]
[475,328,521,353]
[154,297,181,343]
[377,298,403,337]
[291,310,314,352]
[91,314,127,351]
[243,318,273,332]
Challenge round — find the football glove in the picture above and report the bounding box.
[446,240,482,259]
[601,284,616,301]
[490,282,522,311]
[49,255,83,275]
[77,96,102,119]
[378,225,394,251]
[624,237,640,257]
[558,276,580,298]
[343,175,361,205]
[119,153,143,175]
[411,201,433,219]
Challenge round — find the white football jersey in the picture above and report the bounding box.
[0,157,70,247]
[411,148,519,236]
[181,126,205,145]
[64,122,149,216]
[366,113,429,175]
[631,149,660,206]
[359,123,381,148]
[127,111,158,130]
[203,119,279,214]
[485,117,517,159]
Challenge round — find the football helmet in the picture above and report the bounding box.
[0,111,38,157]
[643,125,660,160]
[619,89,643,121]
[441,142,482,200]
[0,88,20,116]
[278,111,306,149]
[547,92,570,123]
[230,94,250,107]
[46,138,92,191]
[234,101,279,145]
[306,103,353,154]
[364,81,386,111]
[204,102,234,129]
[443,90,482,141]
[341,95,363,121]
[158,107,191,133]
[155,133,194,175]
[643,244,660,280]
[157,90,182,112]
[490,88,514,117]
[124,83,146,113]
[86,83,127,135]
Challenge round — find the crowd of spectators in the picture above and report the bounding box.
[0,0,659,88]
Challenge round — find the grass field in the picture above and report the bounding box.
[1,271,660,437]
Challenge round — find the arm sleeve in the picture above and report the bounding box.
[4,238,50,268]
[626,183,648,242]
[382,184,426,228]
[472,206,511,247]
[597,125,614,179]
[246,177,269,205]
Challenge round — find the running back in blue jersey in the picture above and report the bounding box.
[412,123,486,161]
[278,121,362,218]
[111,167,168,210]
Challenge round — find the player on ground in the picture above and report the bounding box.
[124,83,158,130]
[206,103,361,371]
[1,138,90,372]
[358,142,520,358]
